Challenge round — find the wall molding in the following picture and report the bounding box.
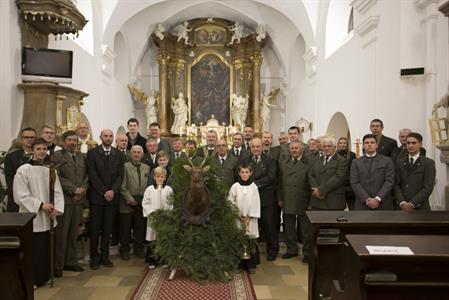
[350,0,378,15]
[101,44,116,77]
[303,47,318,78]
[355,15,380,38]
[415,0,439,10]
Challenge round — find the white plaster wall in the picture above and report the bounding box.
[0,1,23,150]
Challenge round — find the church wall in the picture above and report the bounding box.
[0,1,23,150]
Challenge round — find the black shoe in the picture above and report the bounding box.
[282,253,298,259]
[267,254,277,261]
[90,262,99,270]
[54,269,63,277]
[120,252,130,261]
[100,258,114,268]
[302,257,309,264]
[64,264,84,272]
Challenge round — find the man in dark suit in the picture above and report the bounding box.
[212,139,238,188]
[148,122,172,155]
[369,119,397,157]
[262,131,280,161]
[126,118,147,153]
[391,128,426,162]
[170,138,188,163]
[116,133,131,162]
[243,126,254,150]
[196,130,218,158]
[86,129,124,269]
[309,137,348,210]
[246,137,278,261]
[279,141,311,262]
[54,131,89,276]
[142,138,159,170]
[280,126,309,162]
[394,132,436,211]
[350,134,395,210]
[4,127,36,212]
[229,132,251,162]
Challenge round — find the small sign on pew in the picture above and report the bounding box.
[365,246,414,255]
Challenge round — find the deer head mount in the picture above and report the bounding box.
[181,157,212,226]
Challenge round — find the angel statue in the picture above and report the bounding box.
[229,22,244,45]
[256,24,266,42]
[231,93,249,130]
[176,21,192,45]
[261,88,280,131]
[153,23,165,41]
[128,84,159,128]
[171,92,189,135]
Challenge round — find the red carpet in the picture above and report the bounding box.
[132,268,257,300]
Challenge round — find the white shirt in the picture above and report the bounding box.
[142,185,173,241]
[408,153,420,164]
[13,164,64,232]
[228,182,261,238]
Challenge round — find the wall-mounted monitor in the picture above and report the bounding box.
[22,47,73,84]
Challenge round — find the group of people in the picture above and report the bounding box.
[3,116,436,285]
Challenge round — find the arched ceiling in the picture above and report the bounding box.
[104,0,316,80]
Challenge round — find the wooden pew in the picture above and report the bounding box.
[330,234,449,300]
[306,211,449,300]
[0,213,35,300]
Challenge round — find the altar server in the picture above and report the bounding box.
[228,164,261,274]
[142,167,174,268]
[14,138,64,286]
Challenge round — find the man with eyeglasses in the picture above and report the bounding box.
[213,139,238,188]
[394,132,436,211]
[4,127,37,212]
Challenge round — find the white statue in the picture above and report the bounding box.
[171,92,188,135]
[145,90,159,128]
[229,22,244,45]
[154,23,165,41]
[261,88,280,131]
[231,93,249,130]
[256,24,266,42]
[176,21,191,45]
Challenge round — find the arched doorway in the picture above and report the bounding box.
[326,112,351,149]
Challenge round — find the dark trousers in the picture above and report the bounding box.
[260,204,279,256]
[33,231,50,286]
[119,207,146,254]
[283,213,310,258]
[89,204,115,262]
[55,205,82,270]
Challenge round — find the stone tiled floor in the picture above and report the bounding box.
[35,243,308,300]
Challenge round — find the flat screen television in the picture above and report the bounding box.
[22,47,73,84]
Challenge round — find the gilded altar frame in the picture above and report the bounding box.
[151,18,266,136]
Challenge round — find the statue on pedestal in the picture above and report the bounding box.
[154,23,165,41]
[144,90,159,128]
[231,93,249,130]
[229,22,244,45]
[176,21,191,45]
[171,92,189,135]
[260,88,279,131]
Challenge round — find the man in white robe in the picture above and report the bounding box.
[14,138,64,286]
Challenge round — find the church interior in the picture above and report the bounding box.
[1,0,449,299]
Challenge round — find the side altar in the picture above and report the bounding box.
[133,18,269,137]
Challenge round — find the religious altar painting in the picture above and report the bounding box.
[194,25,227,46]
[189,53,232,125]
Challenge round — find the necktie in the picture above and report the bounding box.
[254,156,259,164]
[323,156,329,166]
[235,149,239,157]
[246,142,250,149]
[294,157,298,164]
[175,152,179,160]
[221,158,225,165]
[409,157,414,166]
[72,154,76,164]
[264,150,268,155]
[105,150,110,156]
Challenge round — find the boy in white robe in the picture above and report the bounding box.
[13,138,64,286]
[142,166,173,269]
[228,164,261,274]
